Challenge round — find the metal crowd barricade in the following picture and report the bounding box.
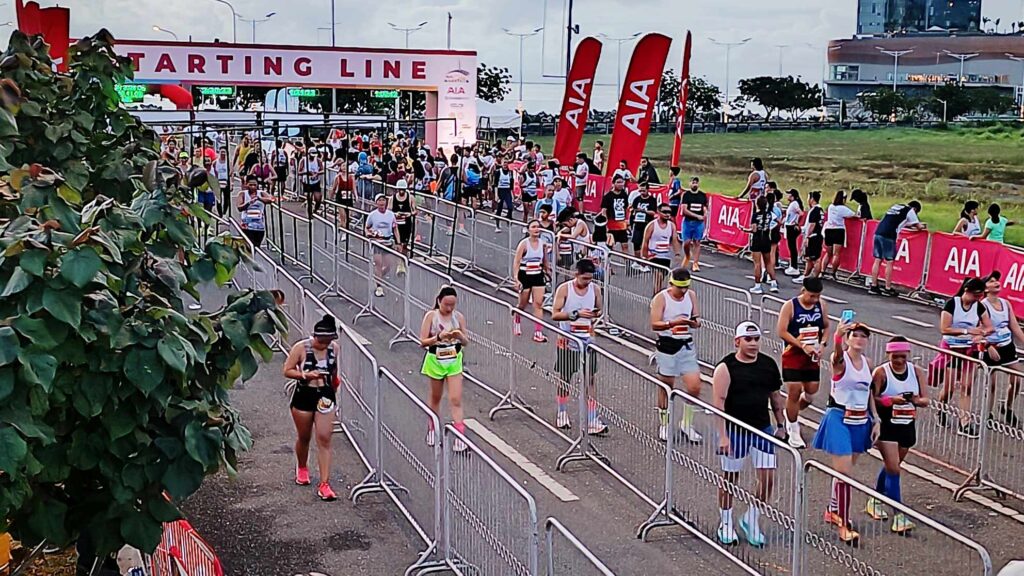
[308,213,339,296]
[377,368,450,575]
[667,389,804,576]
[443,424,540,576]
[335,229,374,312]
[404,259,454,345]
[464,209,519,289]
[801,461,993,576]
[602,251,671,342]
[412,205,459,271]
[550,238,609,320]
[354,238,413,348]
[274,265,305,343]
[972,365,1024,502]
[544,517,616,576]
[337,319,382,498]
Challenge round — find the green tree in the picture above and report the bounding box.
[926,83,972,121]
[969,87,1014,116]
[0,29,284,558]
[477,63,512,103]
[858,88,914,120]
[685,76,722,122]
[656,68,682,124]
[737,75,823,120]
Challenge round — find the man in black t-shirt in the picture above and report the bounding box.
[630,183,657,266]
[793,191,824,284]
[600,175,632,255]
[680,176,709,272]
[711,320,788,548]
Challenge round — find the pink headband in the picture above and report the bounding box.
[886,342,912,353]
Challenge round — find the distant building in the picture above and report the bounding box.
[857,0,982,36]
[825,35,1024,102]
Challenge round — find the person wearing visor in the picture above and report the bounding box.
[365,193,399,298]
[865,335,929,534]
[651,268,703,443]
[712,321,786,548]
[282,314,342,501]
[420,285,470,453]
[812,320,879,545]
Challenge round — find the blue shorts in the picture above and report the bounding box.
[681,220,705,242]
[811,407,872,456]
[721,424,777,472]
[873,235,896,261]
[197,190,216,209]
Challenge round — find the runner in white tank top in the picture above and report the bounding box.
[650,268,703,443]
[641,203,680,294]
[551,259,607,434]
[513,221,551,343]
[811,321,878,546]
[741,158,768,202]
[982,271,1024,428]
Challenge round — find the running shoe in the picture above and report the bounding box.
[749,284,764,295]
[641,265,651,273]
[397,262,407,276]
[692,262,701,272]
[937,410,950,428]
[630,262,644,271]
[788,423,806,449]
[658,423,668,442]
[769,280,779,293]
[452,437,469,453]
[868,285,882,295]
[532,331,548,343]
[884,288,899,297]
[791,275,805,284]
[556,411,571,430]
[823,510,844,527]
[681,426,703,444]
[426,428,436,447]
[495,226,502,233]
[784,267,800,276]
[864,497,889,521]
[739,517,766,548]
[188,303,202,311]
[838,525,860,546]
[890,512,915,534]
[295,466,311,486]
[957,422,980,439]
[512,319,522,336]
[1001,406,1020,428]
[588,418,609,436]
[716,522,739,546]
[317,482,338,501]
[375,285,385,297]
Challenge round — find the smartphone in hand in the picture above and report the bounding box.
[841,309,856,324]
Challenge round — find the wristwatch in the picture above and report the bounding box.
[570,310,580,321]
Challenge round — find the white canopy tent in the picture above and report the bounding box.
[476,99,522,131]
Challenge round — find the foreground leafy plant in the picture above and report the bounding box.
[0,29,284,556]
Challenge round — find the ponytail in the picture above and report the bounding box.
[434,285,458,309]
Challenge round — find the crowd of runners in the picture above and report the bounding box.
[164,128,1022,554]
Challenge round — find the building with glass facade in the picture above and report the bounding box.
[857,0,983,36]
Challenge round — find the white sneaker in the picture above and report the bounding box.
[865,277,873,288]
[658,424,668,442]
[784,267,800,276]
[375,286,385,297]
[630,262,643,271]
[792,275,805,284]
[556,411,571,429]
[787,422,806,449]
[187,303,202,311]
[681,426,703,444]
[769,280,779,293]
[425,428,436,447]
[717,522,739,545]
[452,437,469,453]
[588,419,609,436]
[749,284,764,295]
[641,265,651,273]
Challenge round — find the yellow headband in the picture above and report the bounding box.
[670,278,691,288]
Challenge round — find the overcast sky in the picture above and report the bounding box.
[15,0,1024,111]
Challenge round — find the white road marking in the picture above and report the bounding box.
[464,418,579,502]
[893,315,933,328]
[821,295,848,305]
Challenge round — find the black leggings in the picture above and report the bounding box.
[217,181,231,218]
[786,225,800,267]
[495,188,514,220]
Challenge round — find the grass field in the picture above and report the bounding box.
[532,126,1024,245]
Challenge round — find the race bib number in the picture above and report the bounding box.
[570,318,592,334]
[689,203,703,214]
[613,200,626,221]
[670,324,690,338]
[842,406,868,426]
[524,260,542,275]
[991,327,1012,346]
[653,240,671,253]
[891,404,916,425]
[798,326,820,346]
[396,216,407,225]
[559,242,573,255]
[634,212,647,223]
[435,344,458,364]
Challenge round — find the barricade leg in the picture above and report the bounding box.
[555,342,602,472]
[638,397,678,541]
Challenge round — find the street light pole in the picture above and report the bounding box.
[504,27,543,136]
[936,98,948,123]
[876,47,914,92]
[237,12,276,43]
[388,21,429,49]
[709,37,752,123]
[599,33,641,97]
[943,50,979,84]
[330,0,336,47]
[152,25,179,41]
[774,44,790,77]
[212,0,238,43]
[1007,53,1024,118]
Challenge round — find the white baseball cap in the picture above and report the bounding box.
[734,321,761,339]
[506,135,517,142]
[395,179,408,190]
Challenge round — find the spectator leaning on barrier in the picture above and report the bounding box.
[868,201,926,296]
[821,190,858,281]
[850,188,872,220]
[978,203,1015,244]
[953,200,982,238]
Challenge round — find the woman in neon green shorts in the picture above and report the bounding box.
[420,285,470,452]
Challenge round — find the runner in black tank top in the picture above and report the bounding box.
[390,181,416,275]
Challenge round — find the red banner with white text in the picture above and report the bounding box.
[582,175,607,214]
[669,31,692,168]
[924,232,1004,297]
[604,33,672,178]
[857,220,929,289]
[553,37,603,167]
[995,247,1024,319]
[706,194,752,251]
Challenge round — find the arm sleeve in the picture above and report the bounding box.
[943,299,956,314]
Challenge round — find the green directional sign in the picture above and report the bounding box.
[287,88,320,98]
[371,89,400,99]
[114,83,147,103]
[198,86,235,96]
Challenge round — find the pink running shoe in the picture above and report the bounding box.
[317,482,338,501]
[295,467,311,486]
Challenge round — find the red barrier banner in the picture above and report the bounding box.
[670,31,692,168]
[924,232,1004,297]
[706,194,752,250]
[604,33,672,178]
[582,174,607,214]
[857,220,928,289]
[553,37,603,167]
[838,218,867,273]
[995,248,1024,319]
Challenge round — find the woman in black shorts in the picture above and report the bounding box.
[741,195,778,294]
[390,179,417,274]
[282,314,342,502]
[512,219,551,343]
[982,271,1023,427]
[867,335,929,533]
